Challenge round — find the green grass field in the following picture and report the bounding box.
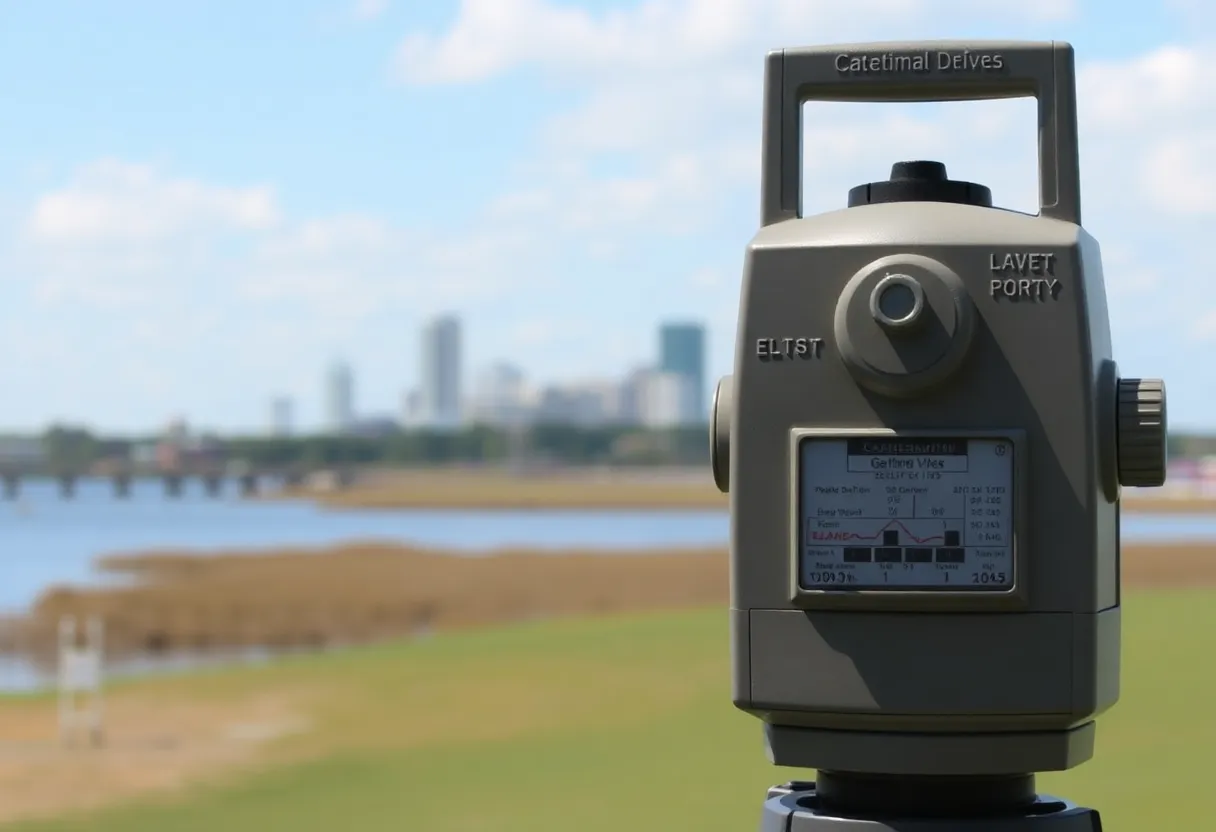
[5,590,1212,832]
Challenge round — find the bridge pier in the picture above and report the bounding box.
[0,465,342,500]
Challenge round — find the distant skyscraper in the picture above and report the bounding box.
[659,322,707,424]
[472,363,531,427]
[633,369,697,429]
[400,388,423,428]
[325,361,354,433]
[270,396,293,436]
[533,379,619,427]
[420,314,463,429]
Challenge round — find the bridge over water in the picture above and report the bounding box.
[0,465,356,500]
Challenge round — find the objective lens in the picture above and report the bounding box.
[878,283,917,322]
[870,274,925,330]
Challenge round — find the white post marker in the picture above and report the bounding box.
[57,615,105,748]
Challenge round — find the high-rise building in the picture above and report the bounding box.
[632,369,697,429]
[400,388,423,428]
[270,396,293,436]
[420,314,463,429]
[472,363,532,427]
[325,360,354,433]
[618,365,648,425]
[533,379,620,427]
[659,322,707,425]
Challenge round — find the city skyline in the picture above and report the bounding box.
[0,311,722,435]
[271,315,711,436]
[0,5,1212,432]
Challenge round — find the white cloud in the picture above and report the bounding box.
[16,161,552,317]
[507,318,570,348]
[8,2,1215,429]
[236,213,537,323]
[522,148,751,234]
[401,0,1104,249]
[23,18,1205,333]
[394,0,1076,84]
[398,4,1214,310]
[1100,244,1163,297]
[353,0,389,21]
[687,268,726,289]
[31,274,149,311]
[538,72,749,156]
[1140,132,1216,215]
[26,159,279,243]
[1078,46,1208,130]
[1165,0,1216,27]
[383,1,1216,432]
[1190,309,1216,343]
[3,158,580,428]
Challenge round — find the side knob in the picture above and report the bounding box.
[710,375,733,493]
[1116,378,1167,488]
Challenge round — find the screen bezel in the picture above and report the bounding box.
[788,427,1029,612]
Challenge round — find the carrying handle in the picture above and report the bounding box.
[759,40,1081,225]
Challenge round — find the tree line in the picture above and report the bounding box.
[21,422,1206,473]
[27,423,712,471]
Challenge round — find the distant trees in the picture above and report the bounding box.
[41,424,103,472]
[19,421,1215,472]
[223,423,709,468]
[1167,433,1216,459]
[28,423,711,470]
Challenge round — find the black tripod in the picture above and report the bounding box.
[761,772,1102,831]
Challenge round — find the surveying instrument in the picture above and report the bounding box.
[709,41,1168,831]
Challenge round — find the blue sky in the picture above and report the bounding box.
[0,0,1213,433]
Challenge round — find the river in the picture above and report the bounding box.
[0,477,731,614]
[0,477,1211,614]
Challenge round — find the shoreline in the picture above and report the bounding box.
[294,493,1216,515]
[4,539,1211,671]
[267,470,1216,513]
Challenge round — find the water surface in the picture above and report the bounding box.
[1,477,1211,613]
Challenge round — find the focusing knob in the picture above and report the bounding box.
[710,375,733,493]
[848,161,993,208]
[1116,378,1167,488]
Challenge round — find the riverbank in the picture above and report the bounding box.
[6,542,728,664]
[272,468,1216,513]
[278,467,726,510]
[5,539,1211,667]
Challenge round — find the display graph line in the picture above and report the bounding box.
[808,519,953,545]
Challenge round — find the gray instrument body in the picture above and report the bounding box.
[709,40,1167,777]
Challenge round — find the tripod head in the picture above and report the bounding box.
[709,40,1169,829]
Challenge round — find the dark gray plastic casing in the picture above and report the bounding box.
[728,41,1121,776]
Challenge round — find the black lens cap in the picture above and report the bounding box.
[848,161,993,208]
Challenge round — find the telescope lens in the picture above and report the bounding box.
[870,273,925,329]
[878,282,917,321]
